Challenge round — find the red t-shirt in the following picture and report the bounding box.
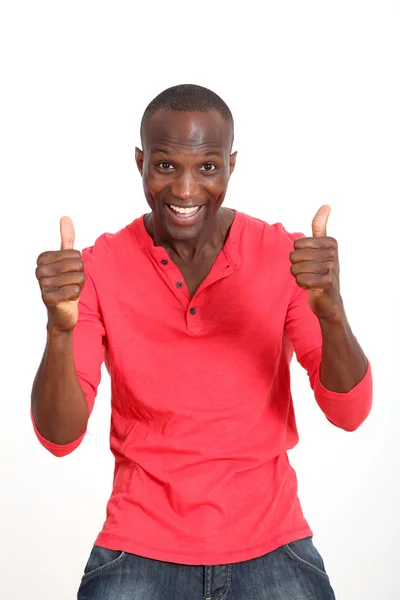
[32,211,372,565]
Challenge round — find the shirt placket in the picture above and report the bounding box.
[149,247,240,335]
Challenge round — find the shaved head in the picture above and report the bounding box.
[140,84,234,147]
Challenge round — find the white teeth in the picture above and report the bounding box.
[169,205,200,215]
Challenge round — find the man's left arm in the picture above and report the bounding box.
[289,205,372,431]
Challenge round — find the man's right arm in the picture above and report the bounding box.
[31,326,89,445]
[31,216,104,455]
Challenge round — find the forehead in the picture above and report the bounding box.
[142,109,232,153]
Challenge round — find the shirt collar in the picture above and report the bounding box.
[133,209,243,270]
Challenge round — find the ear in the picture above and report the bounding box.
[229,151,238,175]
[135,147,144,176]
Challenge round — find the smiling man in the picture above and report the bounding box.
[32,84,372,600]
[136,95,237,298]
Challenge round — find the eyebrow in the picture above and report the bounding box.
[203,151,223,157]
[152,148,170,155]
[151,148,223,158]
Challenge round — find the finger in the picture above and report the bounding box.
[294,272,332,290]
[289,247,337,264]
[60,216,75,250]
[312,205,331,238]
[37,249,81,266]
[290,261,330,277]
[42,285,82,306]
[36,257,84,278]
[39,271,85,290]
[293,236,337,251]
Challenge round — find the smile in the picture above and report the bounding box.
[167,204,203,218]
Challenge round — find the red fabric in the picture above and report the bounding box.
[32,211,372,565]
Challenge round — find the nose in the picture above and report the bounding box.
[171,171,200,201]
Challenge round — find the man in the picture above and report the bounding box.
[32,84,372,600]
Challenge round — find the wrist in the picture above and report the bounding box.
[46,321,74,339]
[318,299,346,327]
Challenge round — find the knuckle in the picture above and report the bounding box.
[328,262,337,275]
[37,265,53,279]
[71,286,81,299]
[39,276,52,289]
[37,252,50,265]
[296,275,308,289]
[42,289,54,305]
[328,249,336,260]
[293,239,302,249]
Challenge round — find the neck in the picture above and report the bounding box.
[145,208,234,261]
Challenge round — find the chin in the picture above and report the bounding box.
[163,220,205,241]
[158,201,212,239]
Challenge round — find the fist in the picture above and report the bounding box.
[289,205,343,320]
[36,217,85,332]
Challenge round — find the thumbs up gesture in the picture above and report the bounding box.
[289,205,343,320]
[35,217,85,332]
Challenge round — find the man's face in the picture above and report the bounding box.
[136,109,236,241]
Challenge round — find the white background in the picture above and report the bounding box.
[1,1,399,599]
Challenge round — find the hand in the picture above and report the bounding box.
[289,205,343,321]
[36,217,85,332]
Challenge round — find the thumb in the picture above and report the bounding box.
[312,205,331,238]
[60,216,75,250]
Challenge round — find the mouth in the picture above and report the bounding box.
[165,203,205,225]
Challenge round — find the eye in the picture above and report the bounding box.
[199,163,217,172]
[157,162,174,170]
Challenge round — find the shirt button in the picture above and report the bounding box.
[189,307,196,315]
[161,259,168,265]
[176,281,183,288]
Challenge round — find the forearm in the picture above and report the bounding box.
[31,325,89,445]
[319,307,368,393]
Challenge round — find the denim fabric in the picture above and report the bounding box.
[77,536,335,599]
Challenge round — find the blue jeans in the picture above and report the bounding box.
[77,537,336,599]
